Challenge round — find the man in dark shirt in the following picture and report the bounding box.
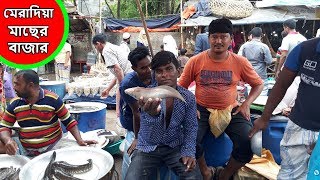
[250,37,320,179]
[119,46,155,178]
[125,51,200,180]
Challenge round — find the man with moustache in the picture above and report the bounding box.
[0,70,96,156]
[179,18,263,180]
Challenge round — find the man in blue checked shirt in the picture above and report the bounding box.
[125,51,200,180]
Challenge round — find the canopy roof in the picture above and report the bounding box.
[183,6,318,26]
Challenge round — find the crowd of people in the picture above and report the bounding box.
[0,17,319,180]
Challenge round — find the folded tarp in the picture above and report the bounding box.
[104,14,181,30]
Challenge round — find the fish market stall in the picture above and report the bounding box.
[63,67,117,108]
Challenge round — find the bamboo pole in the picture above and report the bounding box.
[180,0,184,48]
[146,0,148,18]
[135,0,154,57]
[242,25,246,42]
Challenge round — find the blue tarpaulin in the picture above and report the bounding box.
[104,15,181,30]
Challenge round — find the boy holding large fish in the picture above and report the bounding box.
[125,51,200,179]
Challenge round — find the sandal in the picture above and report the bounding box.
[213,166,224,180]
[208,166,216,180]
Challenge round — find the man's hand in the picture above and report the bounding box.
[127,139,137,155]
[138,97,161,116]
[275,71,280,80]
[233,101,251,121]
[248,117,269,138]
[181,156,196,172]
[5,138,18,155]
[77,139,98,146]
[101,89,110,98]
[282,107,291,117]
[196,110,200,120]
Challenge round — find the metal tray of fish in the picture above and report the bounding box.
[19,146,114,180]
[65,102,106,113]
[0,154,29,179]
[0,154,30,168]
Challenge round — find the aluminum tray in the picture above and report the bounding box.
[19,146,114,180]
[0,154,30,168]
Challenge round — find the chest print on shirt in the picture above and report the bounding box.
[200,70,232,87]
[303,59,317,71]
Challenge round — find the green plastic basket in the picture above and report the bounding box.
[104,139,123,155]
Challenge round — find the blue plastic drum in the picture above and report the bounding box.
[40,81,66,99]
[262,116,289,164]
[64,102,107,133]
[203,132,233,167]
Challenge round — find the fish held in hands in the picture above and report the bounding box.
[124,85,186,103]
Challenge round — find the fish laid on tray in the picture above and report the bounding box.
[68,105,99,112]
[0,167,20,180]
[124,85,186,103]
[42,151,93,180]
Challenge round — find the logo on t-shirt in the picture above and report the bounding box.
[303,60,317,71]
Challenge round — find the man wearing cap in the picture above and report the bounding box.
[276,19,306,78]
[121,32,131,57]
[239,27,273,96]
[179,18,263,180]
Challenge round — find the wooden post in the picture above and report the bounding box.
[180,0,184,48]
[135,0,154,57]
[145,0,148,18]
[242,25,246,42]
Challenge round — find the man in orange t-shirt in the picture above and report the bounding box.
[179,18,263,180]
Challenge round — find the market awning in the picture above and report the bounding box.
[255,0,320,8]
[182,6,318,26]
[103,15,181,31]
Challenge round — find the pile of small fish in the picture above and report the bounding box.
[0,166,20,180]
[69,105,99,112]
[43,151,93,180]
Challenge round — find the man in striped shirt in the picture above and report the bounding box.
[0,70,96,157]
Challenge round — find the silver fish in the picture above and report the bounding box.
[0,166,20,180]
[52,159,93,174]
[124,85,186,103]
[52,167,83,180]
[7,168,20,180]
[42,151,56,180]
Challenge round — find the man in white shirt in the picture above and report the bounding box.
[276,19,306,78]
[120,32,131,58]
[55,40,72,84]
[92,33,132,117]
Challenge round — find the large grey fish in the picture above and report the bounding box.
[124,85,186,103]
[42,151,56,180]
[52,167,83,180]
[52,159,93,174]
